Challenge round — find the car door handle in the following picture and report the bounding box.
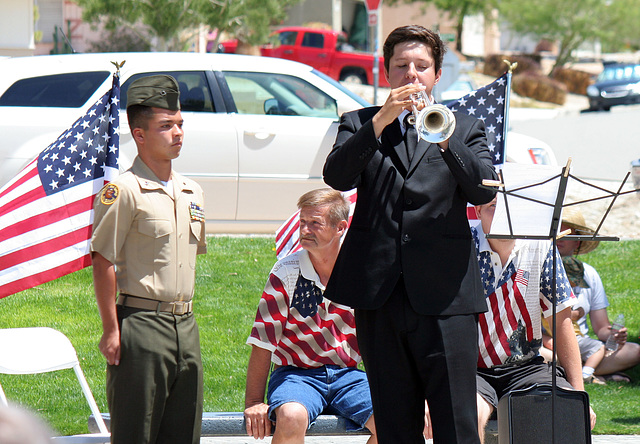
[244,130,275,140]
[283,49,293,55]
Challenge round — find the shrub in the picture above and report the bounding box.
[512,72,567,105]
[87,27,150,53]
[483,53,542,77]
[551,67,595,95]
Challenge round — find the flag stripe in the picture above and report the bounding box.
[0,160,38,200]
[275,220,300,257]
[0,195,94,241]
[1,225,92,273]
[275,212,299,243]
[0,186,96,255]
[1,238,91,286]
[0,252,92,297]
[0,178,45,218]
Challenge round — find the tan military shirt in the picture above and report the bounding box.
[91,156,206,302]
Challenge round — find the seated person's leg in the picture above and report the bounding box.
[594,341,640,376]
[364,416,377,444]
[476,375,498,444]
[322,367,376,443]
[272,402,308,442]
[477,394,494,444]
[578,336,605,383]
[267,366,327,442]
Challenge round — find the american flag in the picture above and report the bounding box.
[0,74,120,299]
[473,225,574,368]
[275,73,510,259]
[444,72,509,165]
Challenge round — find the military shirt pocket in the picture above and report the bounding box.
[189,220,202,242]
[137,218,173,265]
[188,220,203,269]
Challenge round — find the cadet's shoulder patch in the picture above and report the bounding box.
[100,183,119,205]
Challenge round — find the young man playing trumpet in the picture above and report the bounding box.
[323,24,497,443]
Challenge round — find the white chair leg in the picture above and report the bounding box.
[72,365,109,434]
[0,383,8,406]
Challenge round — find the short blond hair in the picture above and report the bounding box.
[297,188,349,227]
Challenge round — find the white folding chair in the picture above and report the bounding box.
[0,327,109,442]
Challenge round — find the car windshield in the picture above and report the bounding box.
[598,65,640,82]
[0,71,110,107]
[311,69,371,108]
[223,71,338,118]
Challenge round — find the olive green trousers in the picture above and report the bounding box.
[107,306,203,444]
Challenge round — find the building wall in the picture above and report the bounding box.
[33,0,105,55]
[0,0,34,56]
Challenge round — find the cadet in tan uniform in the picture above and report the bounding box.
[91,75,207,444]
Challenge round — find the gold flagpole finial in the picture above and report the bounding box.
[503,59,518,74]
[110,60,126,75]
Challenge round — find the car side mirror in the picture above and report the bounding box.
[264,98,280,115]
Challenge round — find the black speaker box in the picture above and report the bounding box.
[497,384,591,444]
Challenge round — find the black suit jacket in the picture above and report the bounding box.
[323,106,497,316]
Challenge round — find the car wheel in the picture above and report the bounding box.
[341,70,367,85]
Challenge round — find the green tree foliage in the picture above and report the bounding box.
[198,0,303,53]
[76,0,202,51]
[75,0,303,52]
[499,0,639,72]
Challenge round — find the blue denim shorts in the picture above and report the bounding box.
[266,365,373,431]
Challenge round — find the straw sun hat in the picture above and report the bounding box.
[561,206,600,255]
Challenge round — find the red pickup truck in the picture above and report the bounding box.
[218,26,389,87]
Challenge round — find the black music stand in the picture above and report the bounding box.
[480,159,636,443]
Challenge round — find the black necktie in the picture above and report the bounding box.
[403,114,417,160]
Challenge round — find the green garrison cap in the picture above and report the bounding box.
[127,74,180,110]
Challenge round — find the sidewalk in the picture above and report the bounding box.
[200,435,640,443]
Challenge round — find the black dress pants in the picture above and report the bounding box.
[355,278,481,444]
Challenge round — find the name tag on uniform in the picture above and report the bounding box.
[189,202,205,222]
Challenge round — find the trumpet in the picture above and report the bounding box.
[407,89,456,143]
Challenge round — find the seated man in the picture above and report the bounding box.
[243,189,377,443]
[472,198,595,443]
[556,206,640,382]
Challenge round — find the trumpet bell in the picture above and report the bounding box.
[415,104,456,144]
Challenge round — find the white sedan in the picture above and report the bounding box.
[0,52,369,233]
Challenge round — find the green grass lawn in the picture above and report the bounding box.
[1,237,639,435]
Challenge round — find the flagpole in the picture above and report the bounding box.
[501,60,517,166]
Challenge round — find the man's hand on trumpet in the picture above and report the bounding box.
[371,83,426,139]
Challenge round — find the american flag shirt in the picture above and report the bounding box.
[247,249,360,368]
[472,225,575,368]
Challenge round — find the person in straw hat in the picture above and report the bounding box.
[555,206,640,382]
